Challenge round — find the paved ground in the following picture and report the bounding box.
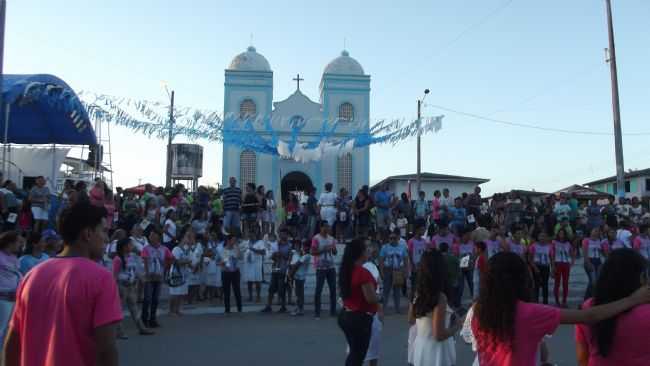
[118,256,590,365]
[117,307,580,366]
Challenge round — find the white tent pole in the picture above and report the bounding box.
[2,103,9,175]
[51,143,56,192]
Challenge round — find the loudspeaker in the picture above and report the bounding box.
[87,144,103,167]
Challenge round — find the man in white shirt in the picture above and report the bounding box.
[318,183,337,227]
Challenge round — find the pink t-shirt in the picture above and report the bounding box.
[431,198,441,220]
[9,257,123,366]
[432,233,457,249]
[576,299,650,366]
[633,236,650,259]
[551,240,573,264]
[472,301,561,366]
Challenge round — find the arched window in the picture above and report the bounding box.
[338,102,354,122]
[239,99,257,119]
[240,150,256,188]
[337,153,353,194]
[289,115,305,129]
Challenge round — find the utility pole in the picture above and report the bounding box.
[605,0,625,200]
[165,90,175,189]
[416,89,429,195]
[416,99,422,195]
[0,0,7,175]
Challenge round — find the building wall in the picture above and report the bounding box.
[387,180,482,200]
[590,175,650,198]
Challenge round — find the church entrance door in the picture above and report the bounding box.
[281,171,313,203]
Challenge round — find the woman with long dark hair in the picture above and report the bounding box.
[409,250,460,366]
[338,238,379,366]
[576,249,650,365]
[472,251,650,366]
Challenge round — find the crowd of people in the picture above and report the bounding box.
[336,185,650,366]
[1,171,650,365]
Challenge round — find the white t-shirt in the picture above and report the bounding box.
[163,219,177,243]
[318,192,337,207]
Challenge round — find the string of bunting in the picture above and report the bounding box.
[79,92,443,161]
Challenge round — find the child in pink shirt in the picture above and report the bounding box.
[472,251,650,366]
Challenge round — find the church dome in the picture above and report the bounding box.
[323,50,364,76]
[227,46,272,72]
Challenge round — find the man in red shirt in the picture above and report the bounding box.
[3,202,122,366]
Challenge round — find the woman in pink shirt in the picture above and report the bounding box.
[430,190,441,225]
[576,249,650,366]
[552,228,575,308]
[472,251,650,366]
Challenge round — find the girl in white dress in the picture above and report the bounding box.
[244,229,266,303]
[408,250,462,366]
[170,231,192,316]
[203,235,222,304]
[186,232,203,304]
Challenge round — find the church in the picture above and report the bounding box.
[221,46,371,200]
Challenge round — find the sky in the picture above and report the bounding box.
[6,0,650,195]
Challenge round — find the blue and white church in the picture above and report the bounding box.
[221,46,370,200]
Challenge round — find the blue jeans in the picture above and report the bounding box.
[314,268,337,317]
[457,268,474,305]
[584,258,602,300]
[223,210,240,232]
[382,270,402,313]
[141,281,161,323]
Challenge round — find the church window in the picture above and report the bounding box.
[337,153,353,194]
[290,115,305,129]
[338,102,354,122]
[240,150,257,188]
[239,99,257,119]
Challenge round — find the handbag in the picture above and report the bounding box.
[166,263,186,288]
[392,270,405,287]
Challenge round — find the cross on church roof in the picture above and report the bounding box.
[293,74,304,91]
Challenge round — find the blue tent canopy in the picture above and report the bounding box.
[0,74,96,145]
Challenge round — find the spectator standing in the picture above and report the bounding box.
[412,191,429,226]
[380,231,409,313]
[0,181,19,232]
[353,189,371,238]
[241,183,259,237]
[0,231,23,347]
[261,228,291,313]
[222,177,242,234]
[318,183,338,227]
[220,234,243,314]
[311,221,338,319]
[305,188,319,239]
[28,176,50,234]
[3,202,122,366]
[140,230,171,329]
[374,183,395,231]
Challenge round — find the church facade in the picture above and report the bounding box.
[221,46,370,200]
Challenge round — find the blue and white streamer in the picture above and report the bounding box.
[80,93,443,161]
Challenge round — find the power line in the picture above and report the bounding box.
[432,0,515,59]
[426,103,650,136]
[486,64,603,117]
